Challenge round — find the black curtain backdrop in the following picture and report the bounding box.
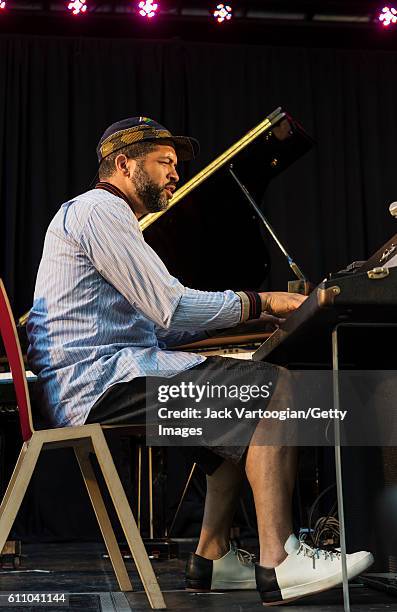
[2,34,397,314]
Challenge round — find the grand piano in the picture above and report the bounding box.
[141,107,314,356]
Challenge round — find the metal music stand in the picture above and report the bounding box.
[332,321,397,612]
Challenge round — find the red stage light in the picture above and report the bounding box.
[379,6,397,26]
[67,0,87,14]
[213,3,233,23]
[138,0,159,18]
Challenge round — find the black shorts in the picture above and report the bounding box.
[86,356,281,475]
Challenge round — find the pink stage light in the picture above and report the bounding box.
[138,0,159,18]
[0,1,6,9]
[379,6,397,26]
[213,3,233,23]
[67,0,87,14]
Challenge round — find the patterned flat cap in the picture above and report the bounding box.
[97,116,199,163]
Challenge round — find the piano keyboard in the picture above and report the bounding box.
[191,347,255,360]
[0,371,37,383]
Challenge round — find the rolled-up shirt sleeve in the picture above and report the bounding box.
[79,198,242,331]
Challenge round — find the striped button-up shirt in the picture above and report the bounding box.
[27,188,241,427]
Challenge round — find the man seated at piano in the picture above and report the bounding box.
[27,117,373,606]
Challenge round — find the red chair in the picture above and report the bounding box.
[0,279,166,609]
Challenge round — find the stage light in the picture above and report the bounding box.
[213,3,233,23]
[138,0,159,18]
[0,1,6,9]
[67,0,87,14]
[378,6,397,26]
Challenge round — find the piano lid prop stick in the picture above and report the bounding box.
[228,164,307,282]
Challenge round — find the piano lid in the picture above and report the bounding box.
[142,107,314,293]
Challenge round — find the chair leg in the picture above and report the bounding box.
[74,444,133,592]
[90,430,166,610]
[0,437,42,552]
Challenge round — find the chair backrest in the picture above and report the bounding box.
[0,280,34,441]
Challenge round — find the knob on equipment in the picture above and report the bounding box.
[389,201,397,218]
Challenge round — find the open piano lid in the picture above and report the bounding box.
[142,107,314,293]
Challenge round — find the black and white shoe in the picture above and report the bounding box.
[256,534,374,606]
[186,544,256,591]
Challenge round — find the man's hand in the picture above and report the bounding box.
[259,292,307,317]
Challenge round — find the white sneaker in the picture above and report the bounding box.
[186,543,256,591]
[255,534,374,606]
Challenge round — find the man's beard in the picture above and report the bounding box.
[131,161,169,213]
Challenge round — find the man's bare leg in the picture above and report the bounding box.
[245,366,298,567]
[195,459,244,560]
[245,444,297,568]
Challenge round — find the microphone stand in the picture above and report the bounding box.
[228,164,311,294]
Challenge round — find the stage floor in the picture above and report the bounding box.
[0,543,396,611]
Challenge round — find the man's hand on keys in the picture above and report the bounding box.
[260,292,307,317]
